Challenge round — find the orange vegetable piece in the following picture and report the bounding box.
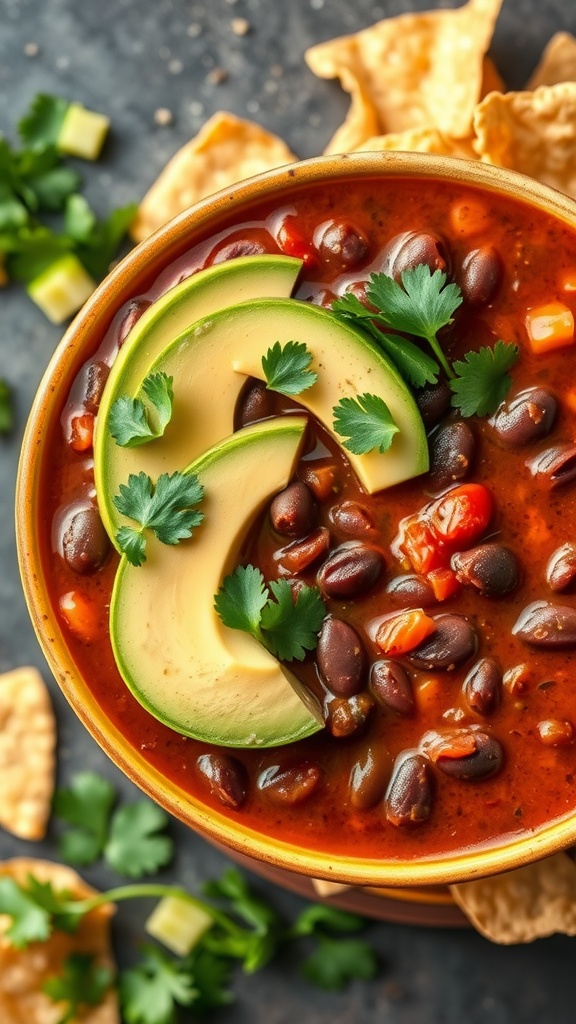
[375,609,436,657]
[449,196,492,238]
[299,463,338,502]
[69,412,95,452]
[427,566,461,602]
[560,269,576,293]
[59,590,100,643]
[525,302,575,354]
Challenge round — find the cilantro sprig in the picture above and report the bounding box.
[109,372,174,448]
[113,470,204,566]
[332,265,519,417]
[0,865,378,1022]
[214,564,326,661]
[262,340,318,396]
[52,771,174,877]
[333,392,399,454]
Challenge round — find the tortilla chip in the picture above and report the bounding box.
[305,0,503,153]
[450,853,576,944]
[131,112,298,242]
[351,126,478,160]
[473,83,576,198]
[311,878,352,897]
[0,858,119,1023]
[526,32,576,90]
[480,55,505,97]
[0,668,56,841]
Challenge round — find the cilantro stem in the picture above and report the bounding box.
[424,333,455,380]
[64,884,245,939]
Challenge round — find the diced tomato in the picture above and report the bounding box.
[427,566,461,602]
[299,463,337,502]
[375,609,436,657]
[395,514,445,575]
[429,484,492,550]
[525,302,575,354]
[69,412,95,452]
[277,219,317,269]
[59,590,100,643]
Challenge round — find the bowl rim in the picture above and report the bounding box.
[16,150,576,888]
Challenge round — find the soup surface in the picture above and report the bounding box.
[43,174,576,863]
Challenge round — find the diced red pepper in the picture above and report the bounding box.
[69,412,95,452]
[427,566,461,602]
[429,484,492,550]
[375,609,436,657]
[396,514,445,575]
[59,590,100,642]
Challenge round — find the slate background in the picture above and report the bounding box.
[1,0,576,1021]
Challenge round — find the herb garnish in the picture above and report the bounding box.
[332,265,519,416]
[113,471,204,566]
[0,866,377,1021]
[109,372,174,448]
[262,340,318,396]
[333,392,399,454]
[53,771,174,877]
[43,953,114,1024]
[214,564,326,661]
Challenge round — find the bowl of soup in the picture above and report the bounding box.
[16,151,576,888]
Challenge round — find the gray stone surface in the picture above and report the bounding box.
[1,0,576,1020]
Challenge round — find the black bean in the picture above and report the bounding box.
[512,601,576,648]
[491,387,557,447]
[317,542,384,600]
[61,504,110,575]
[196,753,248,809]
[527,443,576,489]
[429,420,475,490]
[459,245,503,307]
[349,744,391,810]
[381,230,449,281]
[76,361,110,414]
[315,220,369,270]
[325,693,374,738]
[451,543,520,598]
[329,500,375,537]
[212,238,266,263]
[257,762,323,804]
[235,377,276,428]
[274,527,330,574]
[407,614,477,670]
[384,573,436,608]
[269,481,315,538]
[414,380,452,430]
[546,543,576,592]
[384,753,433,827]
[424,729,503,780]
[117,298,151,347]
[463,658,502,716]
[317,618,366,698]
[536,719,575,747]
[370,660,414,716]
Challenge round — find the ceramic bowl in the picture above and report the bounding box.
[16,152,576,889]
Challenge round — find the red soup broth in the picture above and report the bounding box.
[42,175,576,862]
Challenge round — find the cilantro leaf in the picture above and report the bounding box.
[109,372,174,448]
[104,801,174,878]
[53,771,116,866]
[262,340,318,396]
[18,94,70,149]
[450,340,520,417]
[0,378,14,434]
[377,332,440,387]
[260,579,327,661]
[301,935,378,990]
[43,952,114,1024]
[333,393,399,455]
[120,945,197,1024]
[0,877,52,947]
[64,192,98,241]
[213,563,268,635]
[368,265,462,347]
[1,224,74,282]
[202,868,283,972]
[185,947,234,1011]
[113,471,204,565]
[215,566,326,661]
[292,904,366,937]
[77,201,137,280]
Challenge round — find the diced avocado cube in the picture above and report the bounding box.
[145,895,213,956]
[27,254,97,323]
[58,102,110,160]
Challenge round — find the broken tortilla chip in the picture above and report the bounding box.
[305,0,503,154]
[311,878,352,898]
[473,82,576,198]
[480,55,505,97]
[131,111,298,243]
[0,858,119,1023]
[526,32,576,90]
[0,668,56,841]
[450,852,576,944]
[350,126,478,160]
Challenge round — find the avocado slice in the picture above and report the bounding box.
[95,254,302,543]
[110,416,324,748]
